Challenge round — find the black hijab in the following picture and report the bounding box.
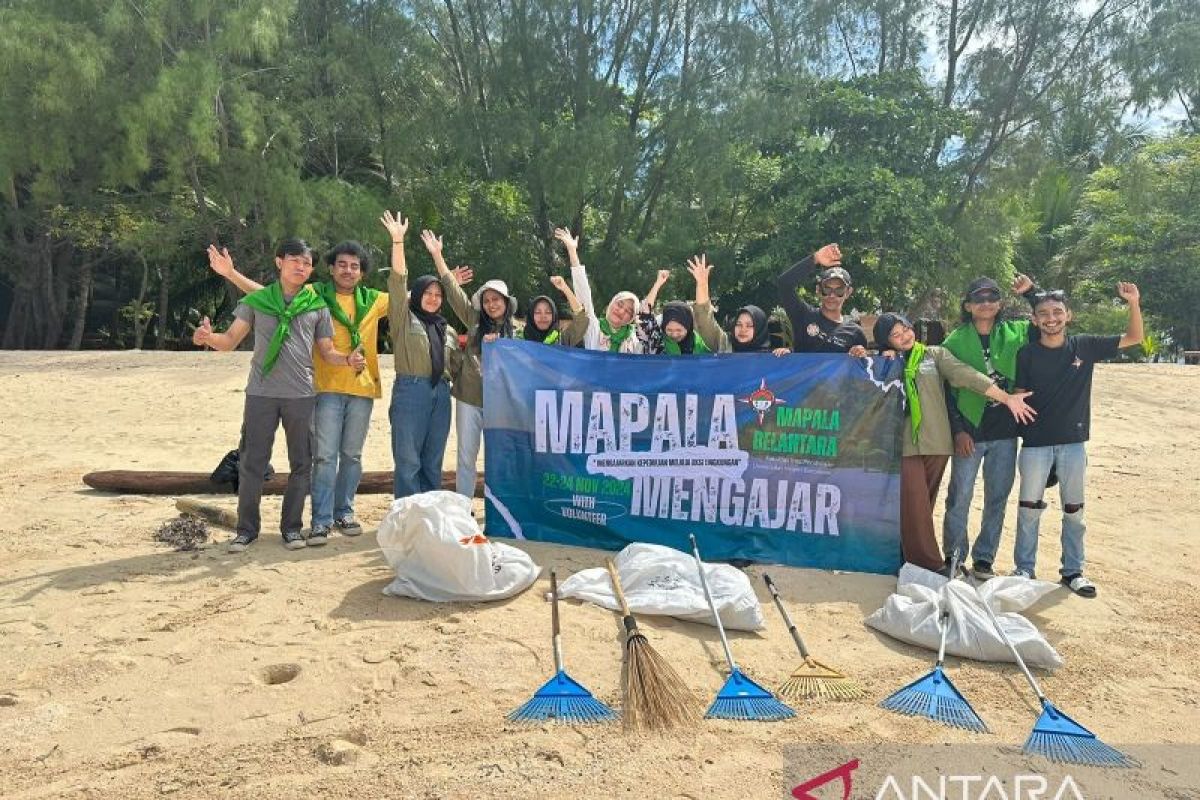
[872,312,912,352]
[731,305,772,353]
[409,275,447,385]
[522,295,560,343]
[661,301,697,354]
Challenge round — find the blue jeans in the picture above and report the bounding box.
[941,438,1018,566]
[311,392,374,527]
[389,375,451,499]
[1015,443,1088,577]
[455,400,484,497]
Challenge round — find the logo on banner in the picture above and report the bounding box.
[738,378,787,425]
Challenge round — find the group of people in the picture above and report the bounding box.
[194,210,1144,598]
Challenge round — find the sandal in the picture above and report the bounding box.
[1062,574,1097,598]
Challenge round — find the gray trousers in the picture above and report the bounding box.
[237,394,316,539]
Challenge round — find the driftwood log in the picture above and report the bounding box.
[83,470,482,497]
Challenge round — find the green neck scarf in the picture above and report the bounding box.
[942,319,1028,426]
[241,282,326,377]
[902,342,927,444]
[314,281,381,351]
[541,329,560,345]
[662,332,712,355]
[599,317,634,352]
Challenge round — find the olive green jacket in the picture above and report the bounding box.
[693,302,734,353]
[902,345,996,457]
[386,266,458,383]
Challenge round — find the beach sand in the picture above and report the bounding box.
[1,352,1197,798]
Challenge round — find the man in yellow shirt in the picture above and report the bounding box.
[207,241,388,544]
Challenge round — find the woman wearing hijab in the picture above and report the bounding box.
[522,275,590,346]
[687,254,770,354]
[381,211,458,499]
[632,268,714,355]
[420,230,521,498]
[553,227,645,354]
[867,313,1037,574]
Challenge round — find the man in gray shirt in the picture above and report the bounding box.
[193,238,365,551]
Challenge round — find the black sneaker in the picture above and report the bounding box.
[333,516,363,537]
[1062,574,1097,598]
[972,561,995,580]
[307,525,330,547]
[282,530,307,550]
[228,533,256,553]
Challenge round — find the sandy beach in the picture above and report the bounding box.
[1,351,1198,798]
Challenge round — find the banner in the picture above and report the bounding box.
[482,339,905,574]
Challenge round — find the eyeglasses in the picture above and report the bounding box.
[818,284,848,297]
[968,289,1001,303]
[1032,289,1067,306]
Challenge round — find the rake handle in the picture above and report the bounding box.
[935,551,963,666]
[550,569,564,673]
[978,592,1046,702]
[762,574,811,660]
[689,534,737,672]
[605,559,639,636]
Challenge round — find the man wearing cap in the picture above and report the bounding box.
[207,241,388,544]
[940,274,1039,579]
[427,240,519,497]
[775,243,868,353]
[1011,282,1143,597]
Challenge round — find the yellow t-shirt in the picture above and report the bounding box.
[313,291,390,398]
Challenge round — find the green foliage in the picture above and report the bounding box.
[1063,136,1200,349]
[0,0,1193,352]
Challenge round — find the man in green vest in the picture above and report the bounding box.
[195,238,364,552]
[941,274,1039,579]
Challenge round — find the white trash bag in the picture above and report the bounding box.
[558,542,764,631]
[864,563,1063,669]
[377,491,540,602]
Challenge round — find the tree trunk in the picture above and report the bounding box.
[67,260,94,350]
[131,253,151,350]
[155,266,171,350]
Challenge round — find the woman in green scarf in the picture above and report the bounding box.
[869,313,1036,574]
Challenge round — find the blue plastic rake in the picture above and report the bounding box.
[507,570,618,725]
[979,600,1136,768]
[880,555,989,733]
[689,535,795,722]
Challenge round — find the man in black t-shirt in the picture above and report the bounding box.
[775,244,868,353]
[1012,283,1143,597]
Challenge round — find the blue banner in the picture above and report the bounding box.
[482,339,906,574]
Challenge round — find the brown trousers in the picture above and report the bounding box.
[900,455,949,571]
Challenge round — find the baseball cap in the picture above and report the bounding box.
[816,267,852,286]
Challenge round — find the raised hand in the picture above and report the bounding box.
[686,254,714,283]
[549,274,568,293]
[420,230,443,257]
[1117,281,1140,304]
[206,245,234,278]
[451,265,474,286]
[380,210,409,242]
[655,268,671,285]
[813,243,841,268]
[193,316,213,347]
[1012,273,1034,294]
[553,227,579,252]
